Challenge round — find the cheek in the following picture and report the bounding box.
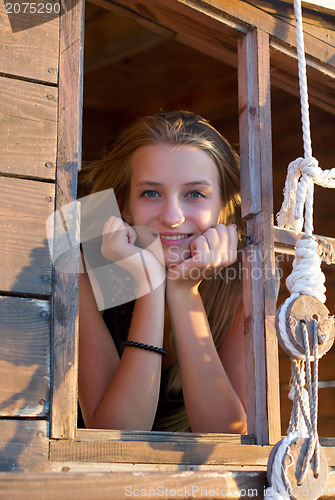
[128,201,153,226]
[194,207,221,229]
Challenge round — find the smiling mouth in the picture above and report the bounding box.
[159,234,190,240]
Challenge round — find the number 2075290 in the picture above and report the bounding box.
[5,2,60,14]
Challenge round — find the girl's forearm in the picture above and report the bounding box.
[86,284,165,430]
[166,284,247,434]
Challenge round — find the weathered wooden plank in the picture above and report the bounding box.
[92,0,335,114]
[88,0,175,37]
[0,296,50,416]
[238,30,281,445]
[290,0,335,16]
[0,420,48,472]
[76,429,254,443]
[0,1,58,83]
[51,0,84,440]
[99,0,335,70]
[238,32,261,216]
[50,439,272,465]
[249,0,335,47]
[49,437,335,466]
[270,47,335,116]
[274,226,335,252]
[0,177,54,294]
[0,470,269,499]
[0,77,57,179]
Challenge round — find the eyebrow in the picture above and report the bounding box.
[135,180,212,187]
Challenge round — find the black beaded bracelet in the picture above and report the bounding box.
[123,340,167,356]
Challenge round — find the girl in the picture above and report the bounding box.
[79,111,247,433]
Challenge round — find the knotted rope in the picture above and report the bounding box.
[266,0,335,498]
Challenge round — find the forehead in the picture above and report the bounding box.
[129,144,219,185]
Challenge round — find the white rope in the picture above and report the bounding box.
[294,0,312,159]
[286,237,326,303]
[265,432,302,500]
[276,157,335,235]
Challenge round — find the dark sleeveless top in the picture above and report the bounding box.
[102,303,191,432]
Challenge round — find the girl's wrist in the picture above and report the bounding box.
[166,275,200,297]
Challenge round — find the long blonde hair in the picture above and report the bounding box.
[83,111,243,391]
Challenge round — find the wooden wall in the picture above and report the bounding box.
[0,1,59,469]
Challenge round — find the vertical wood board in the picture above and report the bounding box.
[0,176,54,294]
[0,2,58,83]
[238,30,281,445]
[0,76,57,179]
[0,296,50,416]
[242,245,267,442]
[51,0,84,439]
[0,420,49,472]
[238,30,262,217]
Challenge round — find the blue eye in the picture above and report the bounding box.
[188,190,206,199]
[141,190,159,198]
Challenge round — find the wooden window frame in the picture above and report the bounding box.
[49,0,335,475]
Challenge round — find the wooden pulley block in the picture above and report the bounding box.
[275,295,334,358]
[267,437,328,500]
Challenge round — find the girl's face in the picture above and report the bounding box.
[123,144,223,267]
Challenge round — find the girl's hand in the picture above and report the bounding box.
[101,216,138,262]
[101,216,165,289]
[166,224,237,289]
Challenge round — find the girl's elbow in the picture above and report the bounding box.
[229,409,247,434]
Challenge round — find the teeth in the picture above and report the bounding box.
[160,234,189,240]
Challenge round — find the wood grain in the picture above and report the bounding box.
[238,30,281,445]
[0,420,48,472]
[76,429,254,443]
[91,0,335,115]
[0,469,269,499]
[51,0,84,440]
[50,439,272,465]
[97,0,335,69]
[0,296,50,416]
[0,77,57,179]
[0,1,58,83]
[0,176,54,295]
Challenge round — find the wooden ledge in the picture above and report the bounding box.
[0,470,268,499]
[1,469,335,499]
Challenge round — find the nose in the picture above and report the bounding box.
[159,196,185,227]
